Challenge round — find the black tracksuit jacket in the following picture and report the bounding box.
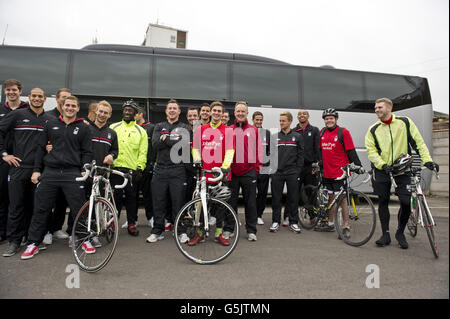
[294,122,319,166]
[89,123,118,166]
[141,122,155,170]
[34,116,93,172]
[0,107,52,168]
[272,129,304,175]
[0,101,29,153]
[152,120,191,168]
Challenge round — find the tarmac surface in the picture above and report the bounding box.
[0,196,448,301]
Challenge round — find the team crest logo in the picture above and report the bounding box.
[292,137,295,141]
[23,119,30,123]
[108,133,111,139]
[334,137,338,142]
[308,132,311,136]
[73,127,79,135]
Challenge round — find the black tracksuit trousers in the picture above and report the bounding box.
[256,173,270,218]
[7,167,35,245]
[230,169,258,235]
[138,169,154,221]
[0,161,9,239]
[271,173,299,224]
[27,167,86,245]
[151,166,187,235]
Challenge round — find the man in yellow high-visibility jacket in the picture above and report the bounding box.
[110,100,148,236]
[365,97,439,249]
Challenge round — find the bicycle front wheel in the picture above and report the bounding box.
[72,197,119,272]
[418,195,438,258]
[174,197,239,265]
[407,194,418,237]
[335,190,376,247]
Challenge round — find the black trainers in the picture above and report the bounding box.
[395,231,409,249]
[375,232,391,246]
[2,242,19,257]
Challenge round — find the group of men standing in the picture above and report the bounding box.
[0,77,440,260]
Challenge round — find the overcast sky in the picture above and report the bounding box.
[1,0,448,114]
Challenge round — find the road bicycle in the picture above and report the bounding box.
[298,163,377,246]
[174,166,240,264]
[404,165,440,258]
[72,162,130,272]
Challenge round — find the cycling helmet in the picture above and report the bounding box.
[122,99,139,112]
[392,154,413,175]
[209,185,232,201]
[322,108,339,119]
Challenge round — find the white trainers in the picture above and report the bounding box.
[222,231,235,240]
[282,218,289,227]
[53,230,69,239]
[248,233,257,241]
[257,217,264,225]
[178,233,189,244]
[270,222,280,232]
[208,216,217,226]
[148,217,154,228]
[289,224,302,234]
[42,232,53,245]
[91,236,102,248]
[146,233,165,243]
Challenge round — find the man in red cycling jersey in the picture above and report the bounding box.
[316,108,363,236]
[189,101,235,246]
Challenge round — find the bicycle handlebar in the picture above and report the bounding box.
[205,167,227,183]
[75,162,130,189]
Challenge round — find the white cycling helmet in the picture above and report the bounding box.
[392,154,413,174]
[209,185,232,201]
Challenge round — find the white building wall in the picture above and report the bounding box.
[145,26,178,48]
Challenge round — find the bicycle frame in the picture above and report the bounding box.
[76,163,129,235]
[409,167,438,228]
[191,167,225,233]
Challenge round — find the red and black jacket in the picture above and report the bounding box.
[33,115,93,172]
[0,107,51,168]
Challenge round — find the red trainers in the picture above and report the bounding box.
[215,234,230,246]
[188,234,205,246]
[82,241,96,254]
[21,244,39,260]
[164,222,173,232]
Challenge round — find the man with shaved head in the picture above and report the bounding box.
[0,88,52,257]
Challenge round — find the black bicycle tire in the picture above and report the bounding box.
[418,195,439,258]
[174,197,240,265]
[335,190,376,247]
[72,197,119,272]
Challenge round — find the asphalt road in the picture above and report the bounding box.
[0,196,448,300]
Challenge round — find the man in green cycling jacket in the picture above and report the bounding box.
[110,100,148,236]
[365,97,439,249]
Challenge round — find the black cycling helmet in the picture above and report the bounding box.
[322,108,339,119]
[392,154,413,175]
[122,99,139,112]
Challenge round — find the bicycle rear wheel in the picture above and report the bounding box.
[407,193,418,237]
[72,197,119,272]
[335,190,376,247]
[174,197,239,264]
[418,195,438,258]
